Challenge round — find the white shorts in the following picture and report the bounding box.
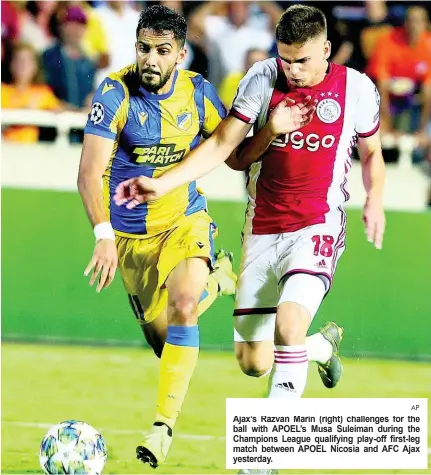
[234,211,346,342]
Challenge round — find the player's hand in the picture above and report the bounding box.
[362,195,385,250]
[269,96,317,136]
[113,176,164,208]
[84,239,118,292]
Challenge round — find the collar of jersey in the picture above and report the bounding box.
[138,70,179,101]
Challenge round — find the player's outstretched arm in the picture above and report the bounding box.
[114,98,317,206]
[114,115,253,206]
[161,114,252,187]
[357,132,386,250]
[78,134,118,292]
[226,97,317,171]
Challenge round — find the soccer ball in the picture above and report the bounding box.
[39,420,107,474]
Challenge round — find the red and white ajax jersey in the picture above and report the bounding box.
[231,60,380,235]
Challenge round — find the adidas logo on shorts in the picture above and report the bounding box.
[315,259,327,269]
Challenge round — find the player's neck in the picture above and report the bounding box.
[148,71,177,96]
[156,75,175,95]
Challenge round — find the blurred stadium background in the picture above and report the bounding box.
[1,0,430,474]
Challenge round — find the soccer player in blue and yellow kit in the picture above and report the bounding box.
[77,5,235,468]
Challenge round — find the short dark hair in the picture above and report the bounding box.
[136,5,187,47]
[276,4,327,45]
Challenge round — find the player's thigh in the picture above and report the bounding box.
[234,234,279,342]
[160,211,217,276]
[235,338,274,378]
[276,212,346,296]
[273,216,344,343]
[116,235,167,325]
[160,212,215,324]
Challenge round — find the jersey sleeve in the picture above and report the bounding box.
[355,73,380,138]
[202,79,227,138]
[230,63,269,124]
[84,77,127,140]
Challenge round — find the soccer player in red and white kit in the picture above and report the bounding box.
[114,4,385,402]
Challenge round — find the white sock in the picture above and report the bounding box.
[305,333,332,364]
[268,345,308,398]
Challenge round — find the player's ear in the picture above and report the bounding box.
[176,45,187,66]
[324,40,331,60]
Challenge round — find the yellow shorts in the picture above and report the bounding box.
[116,211,217,324]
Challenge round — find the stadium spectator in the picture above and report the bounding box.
[142,0,209,76]
[158,0,183,13]
[156,0,209,76]
[94,0,140,84]
[189,1,280,87]
[218,47,269,109]
[1,43,61,143]
[1,0,20,82]
[42,5,95,110]
[17,1,58,52]
[1,1,20,53]
[360,1,393,64]
[367,6,431,140]
[331,0,393,71]
[52,1,110,70]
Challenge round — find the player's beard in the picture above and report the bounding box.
[139,63,176,93]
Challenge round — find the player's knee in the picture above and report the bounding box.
[238,359,272,378]
[235,346,272,378]
[168,294,199,325]
[276,304,310,345]
[276,322,305,344]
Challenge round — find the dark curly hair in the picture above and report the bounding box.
[136,5,187,47]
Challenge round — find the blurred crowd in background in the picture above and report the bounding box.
[1,1,431,200]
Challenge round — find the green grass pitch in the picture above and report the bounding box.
[2,189,431,359]
[2,343,430,474]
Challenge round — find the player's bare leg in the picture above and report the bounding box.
[235,340,274,378]
[139,250,236,359]
[235,308,304,475]
[140,308,168,358]
[136,257,209,468]
[235,324,343,388]
[269,274,343,397]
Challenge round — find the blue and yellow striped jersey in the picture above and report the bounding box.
[84,65,226,237]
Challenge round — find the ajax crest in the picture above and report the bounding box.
[317,98,341,124]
